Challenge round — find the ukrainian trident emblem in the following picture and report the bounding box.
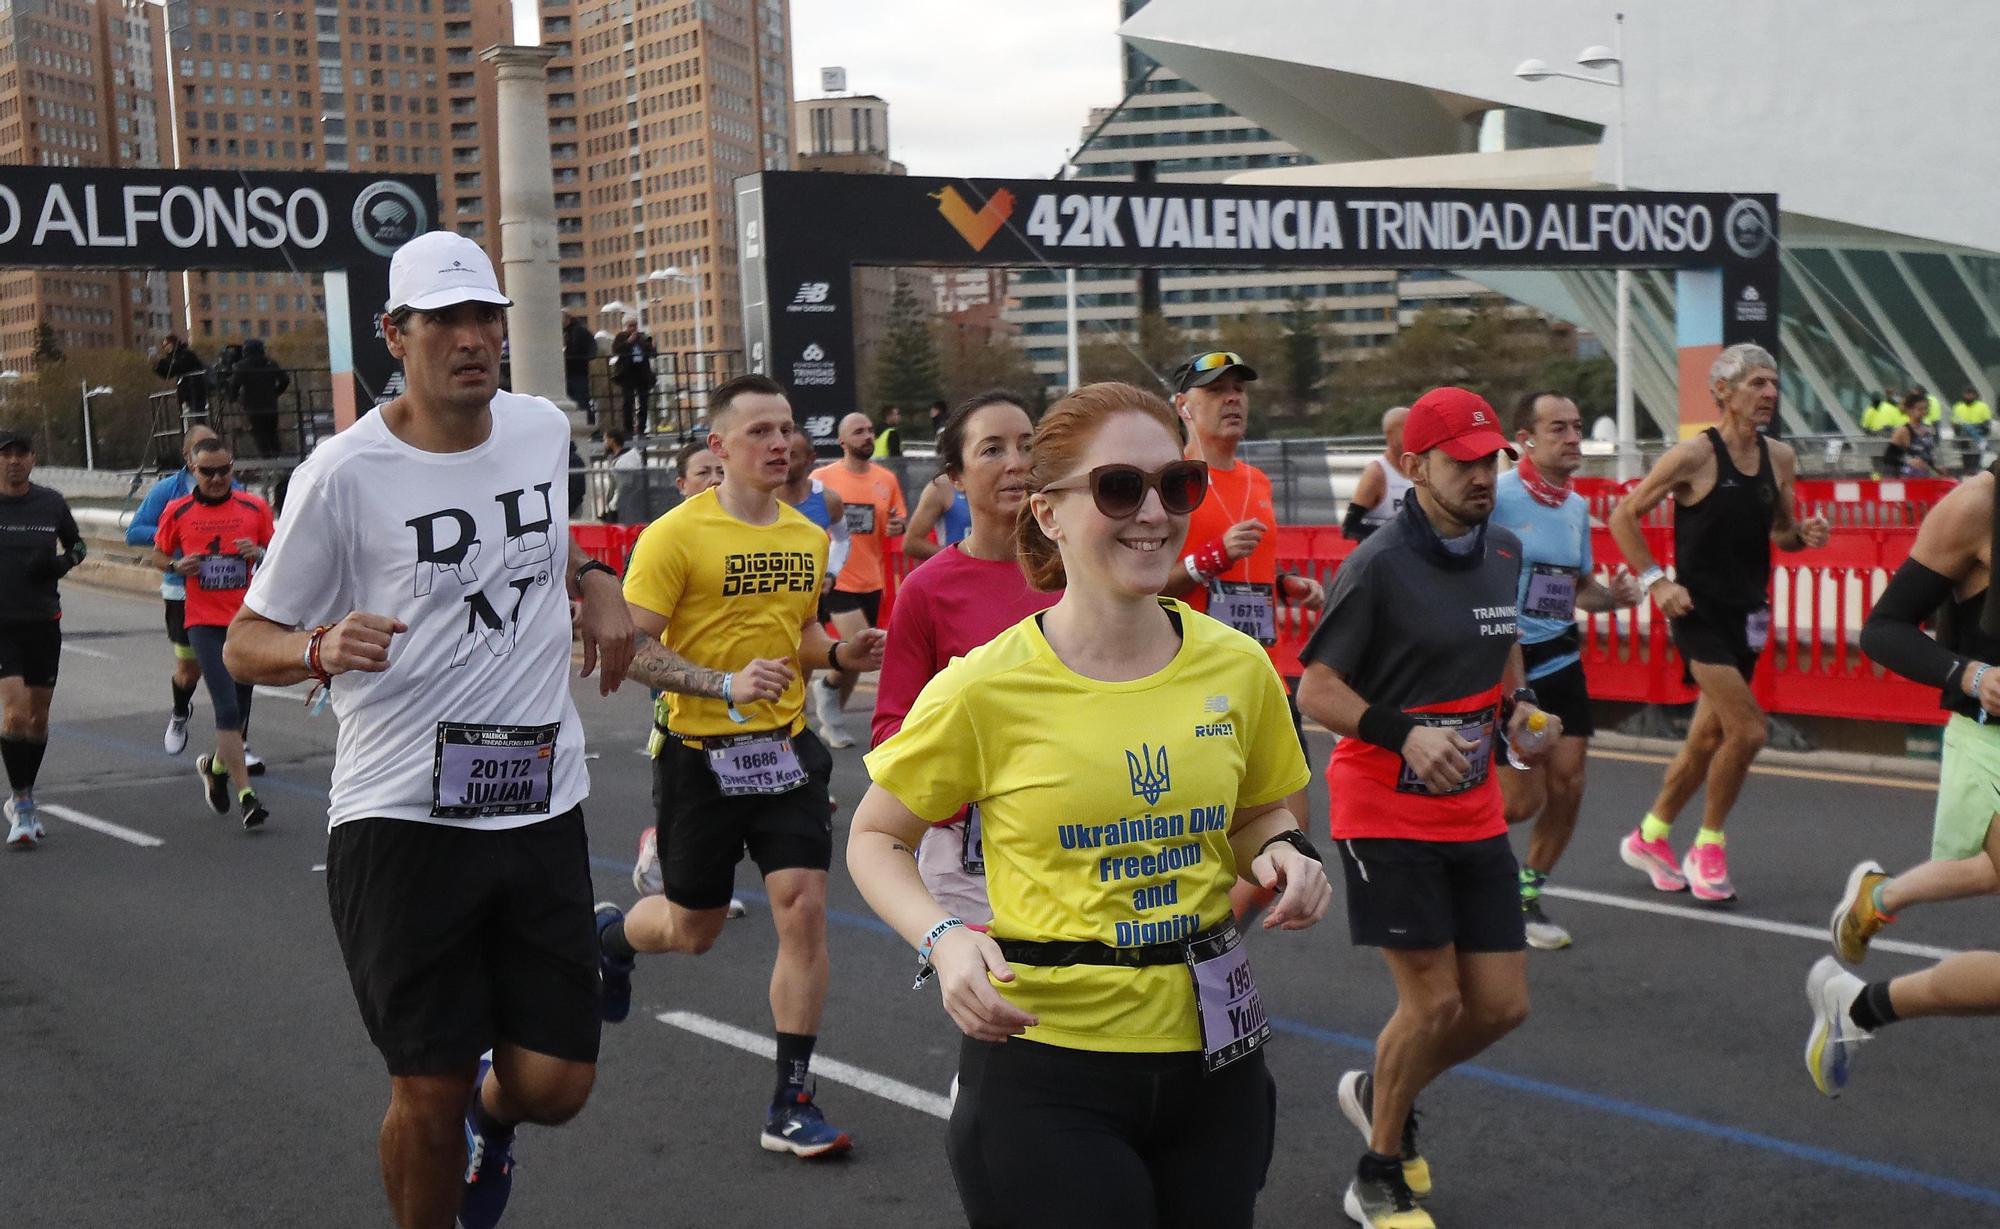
[1126,743,1171,807]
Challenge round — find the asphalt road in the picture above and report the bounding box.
[7,584,1998,1228]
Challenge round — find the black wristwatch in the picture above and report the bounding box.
[574,559,618,589]
[1257,829,1323,863]
[1502,686,1539,723]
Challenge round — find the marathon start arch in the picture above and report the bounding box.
[0,166,438,426]
[734,171,1778,444]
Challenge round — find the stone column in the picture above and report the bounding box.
[479,44,576,429]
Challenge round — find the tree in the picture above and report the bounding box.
[31,321,63,370]
[1216,308,1289,415]
[1077,310,1186,394]
[1278,295,1327,417]
[934,318,1042,411]
[865,277,943,414]
[12,347,161,468]
[1316,301,1582,435]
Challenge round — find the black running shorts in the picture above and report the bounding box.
[1336,834,1526,952]
[822,588,882,625]
[163,597,191,648]
[326,807,601,1076]
[0,619,60,688]
[1521,658,1595,741]
[652,727,834,911]
[1669,601,1766,685]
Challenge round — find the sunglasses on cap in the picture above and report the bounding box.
[1040,460,1208,519]
[196,463,233,478]
[1186,351,1246,375]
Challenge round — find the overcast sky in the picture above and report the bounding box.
[789,1,1123,179]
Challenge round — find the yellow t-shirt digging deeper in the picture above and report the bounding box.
[623,487,829,739]
[864,599,1309,1052]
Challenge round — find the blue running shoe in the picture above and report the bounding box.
[760,1085,852,1159]
[459,1052,514,1229]
[595,901,634,1024]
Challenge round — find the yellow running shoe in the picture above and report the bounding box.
[1338,1070,1430,1199]
[1829,860,1892,965]
[1344,1153,1435,1228]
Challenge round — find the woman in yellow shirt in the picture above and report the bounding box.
[851,382,1332,1229]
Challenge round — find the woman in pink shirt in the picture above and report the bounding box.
[870,391,1054,923]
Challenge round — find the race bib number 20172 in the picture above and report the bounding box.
[431,722,559,819]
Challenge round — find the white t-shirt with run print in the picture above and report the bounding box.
[244,391,589,830]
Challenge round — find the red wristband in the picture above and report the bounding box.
[305,624,334,684]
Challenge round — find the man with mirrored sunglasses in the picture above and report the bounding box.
[1164,350,1323,916]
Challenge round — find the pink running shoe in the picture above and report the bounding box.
[1681,841,1737,902]
[1619,828,1687,893]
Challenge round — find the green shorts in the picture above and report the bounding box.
[1933,715,2000,860]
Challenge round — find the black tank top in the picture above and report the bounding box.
[1674,427,1778,609]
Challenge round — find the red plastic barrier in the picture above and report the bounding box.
[582,484,1948,727]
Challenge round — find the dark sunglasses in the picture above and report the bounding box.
[1041,460,1208,519]
[197,464,233,478]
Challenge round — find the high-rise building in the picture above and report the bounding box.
[0,0,791,369]
[0,0,173,363]
[793,90,909,386]
[1008,0,1489,394]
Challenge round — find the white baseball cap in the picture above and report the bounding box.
[386,231,513,313]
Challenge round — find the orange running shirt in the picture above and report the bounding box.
[1181,458,1284,674]
[811,461,906,594]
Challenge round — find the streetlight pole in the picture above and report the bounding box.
[1517,12,1633,477]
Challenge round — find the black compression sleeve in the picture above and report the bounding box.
[1341,502,1371,541]
[1357,704,1416,753]
[1859,558,1964,693]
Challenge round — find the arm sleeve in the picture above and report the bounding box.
[1300,552,1375,677]
[825,514,851,577]
[242,465,346,629]
[1236,656,1311,811]
[861,668,985,823]
[869,575,936,749]
[1341,502,1371,540]
[1859,558,1965,695]
[126,477,172,546]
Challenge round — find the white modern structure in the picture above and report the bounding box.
[1120,0,2000,436]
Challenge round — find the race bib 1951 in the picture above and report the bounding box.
[1187,923,1268,1074]
[431,722,559,819]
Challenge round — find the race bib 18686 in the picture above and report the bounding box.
[706,730,807,797]
[431,721,559,819]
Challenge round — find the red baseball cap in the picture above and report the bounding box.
[1403,387,1516,461]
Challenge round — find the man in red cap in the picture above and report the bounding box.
[1296,386,1555,1229]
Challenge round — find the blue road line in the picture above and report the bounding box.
[593,857,2000,1212]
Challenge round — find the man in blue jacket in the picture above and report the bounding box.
[126,425,261,772]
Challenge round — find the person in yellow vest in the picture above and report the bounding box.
[1913,386,1943,427]
[1863,395,1900,435]
[1953,386,1991,439]
[872,405,904,458]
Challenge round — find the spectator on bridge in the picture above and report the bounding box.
[609,320,656,437]
[1883,393,1940,478]
[1342,404,1412,541]
[228,339,291,458]
[152,334,209,417]
[564,312,598,428]
[1953,385,1990,455]
[1863,391,1902,435]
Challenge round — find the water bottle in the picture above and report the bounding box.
[1506,710,1551,770]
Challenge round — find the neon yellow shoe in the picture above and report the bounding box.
[1343,1154,1435,1228]
[1337,1070,1430,1198]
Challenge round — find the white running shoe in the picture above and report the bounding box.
[632,826,663,895]
[163,713,190,755]
[728,897,748,919]
[1805,955,1870,1097]
[244,748,266,776]
[5,795,41,848]
[812,678,854,749]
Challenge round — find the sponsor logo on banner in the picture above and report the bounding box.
[1723,198,1774,260]
[792,341,837,388]
[933,184,1015,252]
[352,180,427,256]
[1734,283,1769,323]
[804,414,837,442]
[1126,743,1171,807]
[786,281,836,313]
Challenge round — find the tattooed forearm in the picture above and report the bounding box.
[627,632,727,698]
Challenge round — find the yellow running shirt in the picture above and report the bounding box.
[864,599,1309,1052]
[623,487,829,738]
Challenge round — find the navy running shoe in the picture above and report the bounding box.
[760,1085,853,1159]
[595,901,634,1024]
[459,1052,514,1229]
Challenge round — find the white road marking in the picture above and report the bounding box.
[657,1010,950,1120]
[36,802,164,848]
[60,644,112,659]
[1543,884,1959,961]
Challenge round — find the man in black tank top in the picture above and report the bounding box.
[1607,344,1830,903]
[1803,468,2000,1096]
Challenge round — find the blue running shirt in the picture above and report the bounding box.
[1492,469,1592,680]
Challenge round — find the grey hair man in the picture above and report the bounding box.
[1607,343,1829,904]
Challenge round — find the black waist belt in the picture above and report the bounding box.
[1521,625,1581,671]
[996,921,1228,969]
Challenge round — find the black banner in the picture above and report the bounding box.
[0,167,437,402]
[736,172,1780,437]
